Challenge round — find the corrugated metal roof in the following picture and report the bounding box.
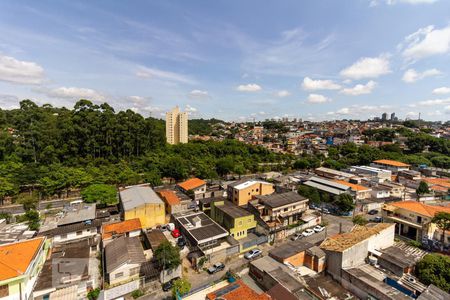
[120,184,163,211]
[303,181,346,195]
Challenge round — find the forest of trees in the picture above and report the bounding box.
[0,100,289,202]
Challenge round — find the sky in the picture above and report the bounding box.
[0,0,450,121]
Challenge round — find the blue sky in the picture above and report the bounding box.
[0,0,450,121]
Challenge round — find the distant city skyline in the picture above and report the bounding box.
[0,1,450,121]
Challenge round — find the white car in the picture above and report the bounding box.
[302,229,315,237]
[313,225,324,232]
[291,233,302,241]
[244,248,262,260]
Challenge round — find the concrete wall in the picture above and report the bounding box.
[124,203,165,229]
[108,263,141,286]
[53,228,97,244]
[367,224,395,252]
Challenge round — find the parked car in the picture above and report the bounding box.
[244,248,262,260]
[207,262,225,274]
[370,216,383,223]
[313,225,324,232]
[368,209,379,215]
[291,233,302,241]
[162,277,180,291]
[171,229,181,238]
[177,236,186,249]
[322,208,330,214]
[302,229,315,237]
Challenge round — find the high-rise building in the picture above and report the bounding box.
[381,112,387,121]
[166,106,188,144]
[390,112,396,121]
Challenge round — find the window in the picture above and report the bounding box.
[239,221,242,226]
[256,188,259,192]
[248,192,250,196]
[76,231,82,236]
[60,234,67,239]
[0,285,8,297]
[115,272,123,279]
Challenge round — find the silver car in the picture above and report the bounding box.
[244,248,262,260]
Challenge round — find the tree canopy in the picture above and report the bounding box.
[81,184,117,205]
[416,254,450,293]
[154,240,181,270]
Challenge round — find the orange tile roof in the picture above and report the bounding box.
[0,237,45,281]
[206,280,271,300]
[389,201,450,218]
[423,178,450,189]
[333,180,370,191]
[177,178,206,191]
[373,159,410,167]
[102,218,142,240]
[158,190,181,206]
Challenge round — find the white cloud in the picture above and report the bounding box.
[188,89,209,100]
[432,87,450,95]
[340,55,391,79]
[402,68,441,83]
[136,66,195,84]
[340,80,377,96]
[417,97,450,106]
[236,83,262,92]
[0,54,44,84]
[185,104,197,113]
[307,93,332,104]
[37,86,105,101]
[275,90,291,97]
[401,25,450,62]
[302,77,341,91]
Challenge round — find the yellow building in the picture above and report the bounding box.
[0,237,48,300]
[166,106,188,145]
[119,184,165,229]
[227,180,275,206]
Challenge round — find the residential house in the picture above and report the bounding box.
[227,180,275,206]
[104,236,146,286]
[249,191,309,227]
[378,182,405,198]
[333,180,372,200]
[382,201,450,245]
[371,159,411,173]
[101,218,142,246]
[57,203,96,227]
[173,211,229,250]
[119,184,165,229]
[33,239,98,300]
[38,219,102,245]
[370,186,391,199]
[177,178,207,196]
[0,237,48,300]
[210,200,256,240]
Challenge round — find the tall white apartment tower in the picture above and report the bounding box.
[166,106,188,144]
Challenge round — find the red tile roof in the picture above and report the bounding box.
[333,180,370,191]
[0,237,45,281]
[206,280,271,300]
[102,218,142,240]
[389,201,450,218]
[177,178,206,191]
[158,190,181,206]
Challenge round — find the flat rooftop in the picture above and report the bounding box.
[58,204,96,226]
[119,184,163,211]
[215,201,252,218]
[255,191,307,208]
[269,240,315,260]
[174,211,228,244]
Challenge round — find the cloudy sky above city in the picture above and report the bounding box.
[0,0,450,121]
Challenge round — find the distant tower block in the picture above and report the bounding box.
[166,106,188,145]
